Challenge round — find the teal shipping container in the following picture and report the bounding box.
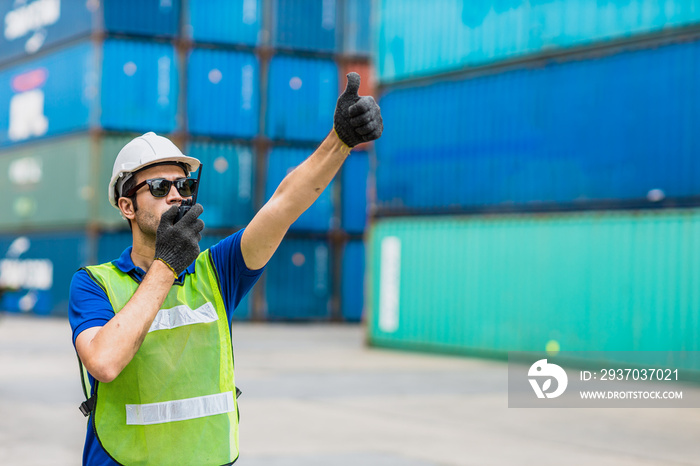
[368,210,700,369]
[265,238,331,320]
[377,0,700,83]
[187,141,256,228]
[342,0,372,56]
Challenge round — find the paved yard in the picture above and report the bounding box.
[0,313,699,465]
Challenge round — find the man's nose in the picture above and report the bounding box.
[165,183,184,204]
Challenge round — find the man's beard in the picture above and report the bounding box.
[133,208,161,240]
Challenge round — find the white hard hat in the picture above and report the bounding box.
[108,132,201,209]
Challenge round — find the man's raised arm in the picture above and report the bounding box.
[241,72,383,270]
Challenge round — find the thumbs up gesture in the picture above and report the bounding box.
[334,72,383,148]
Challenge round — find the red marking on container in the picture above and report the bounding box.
[11,68,49,93]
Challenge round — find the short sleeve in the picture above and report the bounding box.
[208,229,265,324]
[68,269,114,348]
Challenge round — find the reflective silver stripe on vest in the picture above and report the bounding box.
[125,391,235,425]
[148,302,218,333]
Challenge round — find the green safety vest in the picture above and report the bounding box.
[79,250,239,466]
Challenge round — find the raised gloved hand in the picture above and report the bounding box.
[334,72,383,147]
[154,203,205,277]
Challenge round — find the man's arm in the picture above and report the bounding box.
[241,72,382,270]
[75,260,176,383]
[241,132,350,270]
[76,205,204,383]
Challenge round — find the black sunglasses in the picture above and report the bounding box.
[123,178,198,198]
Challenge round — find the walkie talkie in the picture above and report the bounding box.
[175,164,203,222]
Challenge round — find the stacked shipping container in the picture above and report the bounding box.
[368,0,700,370]
[0,0,183,316]
[183,0,372,321]
[0,0,373,321]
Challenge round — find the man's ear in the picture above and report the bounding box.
[118,197,136,220]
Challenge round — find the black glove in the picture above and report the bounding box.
[154,203,205,277]
[334,72,383,147]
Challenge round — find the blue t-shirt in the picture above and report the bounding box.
[68,229,264,466]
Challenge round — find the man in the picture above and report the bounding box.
[69,73,382,465]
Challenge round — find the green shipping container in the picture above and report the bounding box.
[368,210,700,366]
[0,136,95,230]
[0,133,172,231]
[97,135,140,227]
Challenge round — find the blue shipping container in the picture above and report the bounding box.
[266,56,338,141]
[265,147,335,231]
[0,0,182,65]
[231,290,252,321]
[343,0,371,56]
[342,151,369,233]
[187,141,256,228]
[0,0,93,65]
[0,231,90,316]
[200,234,253,320]
[0,41,95,146]
[97,230,131,265]
[376,39,700,211]
[187,0,261,46]
[341,240,365,321]
[103,0,180,37]
[377,0,700,83]
[187,48,259,138]
[101,39,179,133]
[265,238,331,320]
[272,0,337,52]
[0,39,179,148]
